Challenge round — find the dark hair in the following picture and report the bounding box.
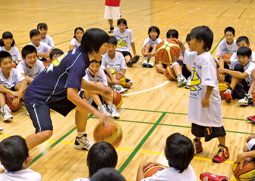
[90,168,126,181]
[165,133,194,173]
[148,26,160,38]
[87,142,118,177]
[80,28,109,54]
[236,36,249,45]
[73,27,84,39]
[186,34,191,42]
[224,26,235,36]
[0,31,15,46]
[117,18,127,26]
[21,45,37,58]
[30,29,40,39]
[0,136,29,172]
[107,36,117,45]
[0,51,12,63]
[50,48,64,60]
[190,26,213,51]
[237,46,251,57]
[166,29,179,39]
[37,23,48,30]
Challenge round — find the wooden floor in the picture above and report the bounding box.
[1,0,255,180]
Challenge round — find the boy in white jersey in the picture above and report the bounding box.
[0,51,27,121]
[179,26,229,163]
[0,136,42,181]
[220,46,255,105]
[37,23,55,47]
[17,45,44,84]
[83,60,120,119]
[102,36,133,91]
[217,27,238,82]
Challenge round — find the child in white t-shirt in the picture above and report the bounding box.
[17,45,45,84]
[0,31,21,64]
[102,36,132,91]
[179,26,229,163]
[83,60,120,119]
[113,18,139,67]
[137,133,196,181]
[37,23,55,47]
[0,135,42,181]
[28,29,52,60]
[69,27,84,50]
[141,26,161,67]
[0,51,27,121]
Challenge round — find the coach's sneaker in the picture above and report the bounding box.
[108,26,114,33]
[193,139,203,154]
[108,104,120,119]
[147,57,155,67]
[142,57,148,67]
[212,145,229,163]
[0,104,13,121]
[200,172,228,181]
[223,88,232,103]
[98,104,111,116]
[74,134,94,150]
[177,74,187,87]
[113,85,128,93]
[185,76,191,89]
[238,93,253,106]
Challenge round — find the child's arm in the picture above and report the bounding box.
[137,162,167,181]
[219,68,248,79]
[201,86,213,107]
[17,79,28,96]
[21,73,34,84]
[119,69,126,76]
[235,150,255,169]
[0,84,20,97]
[130,42,138,56]
[104,67,119,85]
[69,45,76,50]
[178,40,186,58]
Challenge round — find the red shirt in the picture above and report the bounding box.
[105,0,119,6]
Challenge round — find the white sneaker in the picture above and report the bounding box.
[142,57,148,67]
[98,104,111,116]
[113,85,128,93]
[147,57,155,67]
[0,126,3,131]
[0,104,13,121]
[185,76,191,89]
[74,134,94,150]
[108,104,120,119]
[177,74,187,87]
[238,94,253,106]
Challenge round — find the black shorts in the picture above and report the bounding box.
[191,123,226,142]
[121,51,132,58]
[25,98,76,133]
[177,60,191,78]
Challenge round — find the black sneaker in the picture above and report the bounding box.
[108,27,114,33]
[127,55,139,67]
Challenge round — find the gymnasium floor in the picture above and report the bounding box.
[1,0,255,180]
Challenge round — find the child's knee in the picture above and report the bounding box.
[40,130,53,141]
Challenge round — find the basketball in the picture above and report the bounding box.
[144,166,166,178]
[112,91,123,109]
[93,121,122,147]
[5,93,21,112]
[114,73,126,86]
[252,92,255,104]
[155,39,180,65]
[219,81,230,100]
[223,53,232,59]
[233,159,255,181]
[165,65,177,81]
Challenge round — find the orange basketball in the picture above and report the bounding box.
[156,39,180,65]
[112,91,123,109]
[144,166,166,178]
[165,65,177,81]
[233,159,255,181]
[93,122,122,147]
[223,53,232,59]
[218,81,230,100]
[252,92,255,104]
[5,93,21,111]
[114,73,126,86]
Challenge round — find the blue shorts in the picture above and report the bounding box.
[126,78,132,83]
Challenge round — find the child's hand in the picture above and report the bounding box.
[218,73,225,82]
[12,97,20,107]
[246,135,255,143]
[177,39,183,46]
[119,71,125,77]
[234,152,246,169]
[11,91,22,98]
[112,78,120,85]
[142,162,156,173]
[218,67,225,74]
[201,97,210,107]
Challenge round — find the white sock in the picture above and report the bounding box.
[77,131,86,138]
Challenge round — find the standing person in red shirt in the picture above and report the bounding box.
[104,0,121,33]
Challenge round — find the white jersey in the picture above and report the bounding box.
[184,50,222,127]
[40,35,55,47]
[0,168,41,181]
[0,68,24,89]
[229,51,255,69]
[29,42,51,53]
[243,62,255,86]
[0,46,21,62]
[142,37,162,48]
[83,68,108,86]
[101,52,126,74]
[216,39,238,56]
[17,60,45,78]
[141,165,196,181]
[70,38,81,47]
[73,178,90,181]
[114,28,134,53]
